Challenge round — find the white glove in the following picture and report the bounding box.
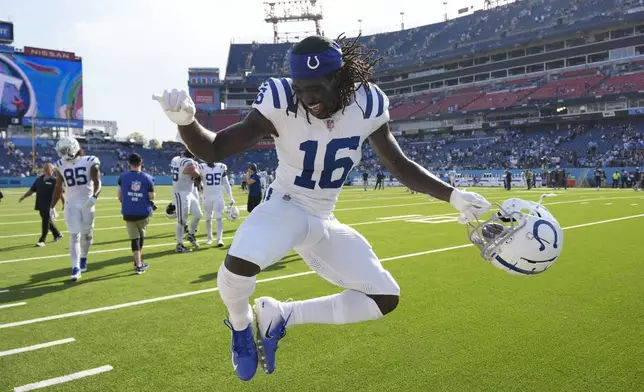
[50,207,58,221]
[449,189,491,223]
[228,199,235,207]
[152,89,195,126]
[85,196,97,209]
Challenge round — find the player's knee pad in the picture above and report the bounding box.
[223,253,261,277]
[82,232,93,242]
[131,238,141,251]
[367,294,399,316]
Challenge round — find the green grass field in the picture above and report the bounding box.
[0,186,643,392]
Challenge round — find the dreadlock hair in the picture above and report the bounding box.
[289,34,382,122]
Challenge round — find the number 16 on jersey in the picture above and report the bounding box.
[295,136,360,190]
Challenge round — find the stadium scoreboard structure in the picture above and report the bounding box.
[0,21,83,129]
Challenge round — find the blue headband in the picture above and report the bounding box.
[289,44,343,80]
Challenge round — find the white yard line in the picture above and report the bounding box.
[0,213,456,264]
[0,213,641,330]
[0,193,635,239]
[560,214,644,230]
[376,215,422,220]
[0,302,26,310]
[0,289,8,294]
[13,365,113,392]
[2,208,125,218]
[0,201,438,227]
[0,338,75,357]
[0,222,179,239]
[2,194,641,234]
[0,215,124,226]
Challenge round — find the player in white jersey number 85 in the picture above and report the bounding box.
[51,136,102,282]
[154,35,491,381]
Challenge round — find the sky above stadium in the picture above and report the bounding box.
[5,0,482,142]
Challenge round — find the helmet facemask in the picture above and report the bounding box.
[466,203,527,262]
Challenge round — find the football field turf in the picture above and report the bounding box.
[0,186,643,392]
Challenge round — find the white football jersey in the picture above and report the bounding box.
[252,77,390,217]
[54,155,100,202]
[199,162,228,199]
[170,156,196,193]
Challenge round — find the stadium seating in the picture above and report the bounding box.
[3,119,641,179]
[3,1,643,180]
[224,0,626,77]
[592,70,644,96]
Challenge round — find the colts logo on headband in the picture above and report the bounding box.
[307,56,320,70]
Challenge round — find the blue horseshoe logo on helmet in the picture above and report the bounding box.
[533,219,558,252]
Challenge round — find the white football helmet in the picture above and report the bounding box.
[466,195,563,276]
[226,205,240,221]
[55,137,81,161]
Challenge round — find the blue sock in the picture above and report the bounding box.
[80,257,87,268]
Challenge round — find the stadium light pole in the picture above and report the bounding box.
[30,102,39,175]
[443,2,448,21]
[400,12,404,30]
[31,115,35,174]
[358,19,362,35]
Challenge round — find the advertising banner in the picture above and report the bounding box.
[0,52,83,126]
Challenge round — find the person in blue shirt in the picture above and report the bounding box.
[246,163,262,213]
[117,153,156,274]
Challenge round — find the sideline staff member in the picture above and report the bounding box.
[246,163,262,213]
[19,163,63,247]
[118,153,155,274]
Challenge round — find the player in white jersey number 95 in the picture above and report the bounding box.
[155,35,491,381]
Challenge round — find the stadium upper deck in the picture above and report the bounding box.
[217,0,644,118]
[224,0,630,79]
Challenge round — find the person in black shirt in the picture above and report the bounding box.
[374,170,385,190]
[246,164,262,213]
[634,168,641,191]
[362,171,368,191]
[594,168,603,190]
[504,169,512,191]
[19,163,63,247]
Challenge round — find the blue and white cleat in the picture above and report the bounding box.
[71,267,81,282]
[80,257,88,272]
[223,319,258,381]
[253,297,291,374]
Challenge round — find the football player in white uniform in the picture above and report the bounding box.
[170,150,203,252]
[199,162,235,247]
[50,137,102,281]
[155,35,491,381]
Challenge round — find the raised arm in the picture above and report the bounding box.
[154,90,276,163]
[177,109,276,163]
[368,123,454,202]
